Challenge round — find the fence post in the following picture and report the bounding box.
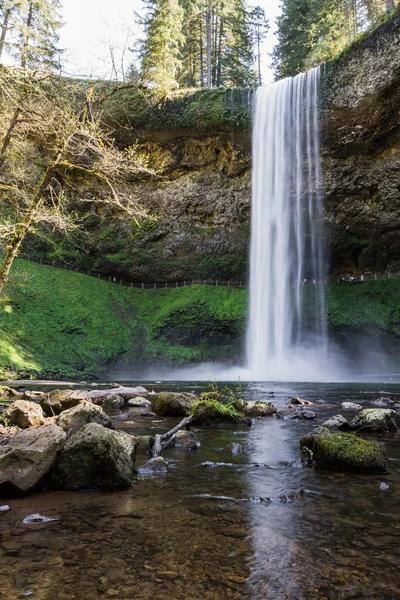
[375,274,377,281]
[142,283,144,290]
[228,280,230,287]
[239,280,242,287]
[119,280,122,286]
[216,280,218,286]
[388,272,391,279]
[98,274,100,279]
[40,258,42,264]
[183,281,186,286]
[27,255,30,262]
[130,282,132,288]
[154,283,156,290]
[176,282,178,288]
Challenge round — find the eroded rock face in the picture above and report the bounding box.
[41,389,89,417]
[6,400,45,429]
[49,423,137,491]
[56,402,112,432]
[0,424,66,495]
[351,408,400,432]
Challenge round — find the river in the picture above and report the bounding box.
[0,381,399,600]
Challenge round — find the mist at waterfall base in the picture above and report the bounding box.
[138,69,396,384]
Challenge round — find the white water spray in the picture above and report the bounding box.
[246,67,328,380]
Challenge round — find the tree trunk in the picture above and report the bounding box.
[216,11,223,87]
[0,107,21,169]
[0,7,12,63]
[206,0,212,87]
[200,14,204,86]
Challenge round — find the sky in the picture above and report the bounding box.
[59,0,281,83]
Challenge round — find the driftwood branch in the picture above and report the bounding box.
[152,415,193,458]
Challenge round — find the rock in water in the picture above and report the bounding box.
[313,433,387,473]
[151,393,197,417]
[6,400,45,429]
[102,395,125,410]
[322,414,353,430]
[56,401,112,432]
[370,397,395,408]
[49,423,137,491]
[41,389,89,416]
[351,409,400,432]
[137,456,168,475]
[242,401,276,417]
[174,430,200,450]
[341,402,362,410]
[291,397,313,406]
[225,442,244,454]
[0,424,66,495]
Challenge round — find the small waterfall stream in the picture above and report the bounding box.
[246,67,328,380]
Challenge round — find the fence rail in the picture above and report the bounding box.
[17,253,400,290]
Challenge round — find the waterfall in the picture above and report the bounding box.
[246,67,327,380]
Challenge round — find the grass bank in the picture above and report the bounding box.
[0,261,399,380]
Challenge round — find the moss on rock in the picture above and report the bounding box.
[191,398,247,426]
[151,392,197,416]
[313,433,387,473]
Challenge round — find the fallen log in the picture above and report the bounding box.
[152,415,193,457]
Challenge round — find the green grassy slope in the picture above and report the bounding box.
[0,260,246,379]
[0,261,399,380]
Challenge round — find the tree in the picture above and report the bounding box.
[249,6,269,86]
[0,70,152,293]
[140,0,185,94]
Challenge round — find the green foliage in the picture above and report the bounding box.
[273,0,395,78]
[191,398,244,423]
[0,413,10,426]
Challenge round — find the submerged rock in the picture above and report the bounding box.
[174,430,200,450]
[225,442,244,454]
[151,392,197,417]
[135,435,155,453]
[41,389,89,417]
[49,423,137,491]
[351,408,400,432]
[0,424,66,495]
[242,401,276,417]
[313,433,387,473]
[341,402,362,410]
[6,400,45,429]
[322,414,353,430]
[102,394,125,410]
[137,456,168,475]
[56,401,112,432]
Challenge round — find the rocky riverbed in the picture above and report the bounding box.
[0,380,400,599]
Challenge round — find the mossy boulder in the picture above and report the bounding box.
[242,401,276,417]
[49,423,137,491]
[191,399,250,426]
[313,433,387,473]
[351,409,400,432]
[41,389,89,417]
[151,392,197,417]
[102,394,125,410]
[174,430,200,450]
[135,435,155,454]
[300,426,331,451]
[56,401,112,432]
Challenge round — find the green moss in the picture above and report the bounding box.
[313,433,387,473]
[191,398,244,425]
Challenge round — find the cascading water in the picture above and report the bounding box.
[246,67,328,380]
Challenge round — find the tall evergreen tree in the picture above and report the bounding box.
[140,0,185,94]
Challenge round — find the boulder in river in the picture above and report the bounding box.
[370,397,395,408]
[242,401,276,417]
[191,399,251,426]
[174,430,200,450]
[0,424,66,495]
[137,456,168,475]
[6,400,45,428]
[56,401,112,432]
[151,392,197,417]
[135,435,155,454]
[322,414,353,430]
[291,397,313,406]
[102,394,125,410]
[351,408,400,432]
[87,386,149,403]
[49,423,137,491]
[41,389,89,416]
[313,433,387,473]
[300,426,331,451]
[126,398,152,408]
[341,402,362,410]
[225,442,244,454]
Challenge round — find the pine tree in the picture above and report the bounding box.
[3,0,62,69]
[140,0,185,94]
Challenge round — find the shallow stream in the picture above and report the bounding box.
[1,381,399,600]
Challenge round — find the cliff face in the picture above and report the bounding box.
[321,10,400,273]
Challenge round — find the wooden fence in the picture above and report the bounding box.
[17,253,400,290]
